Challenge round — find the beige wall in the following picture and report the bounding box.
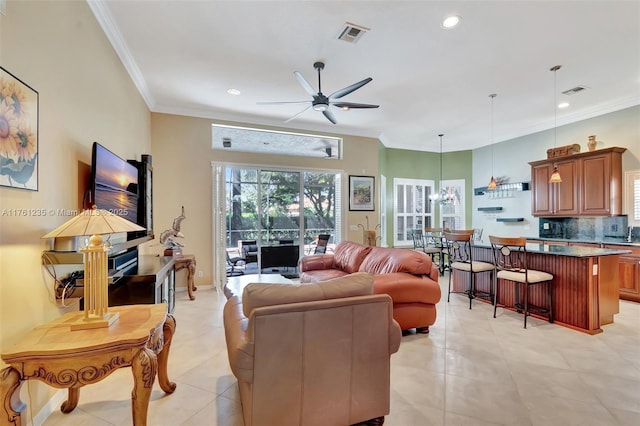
[0,0,150,415]
[150,113,380,285]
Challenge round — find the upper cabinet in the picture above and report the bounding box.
[529,147,626,217]
[531,159,579,216]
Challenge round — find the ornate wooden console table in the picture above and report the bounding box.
[0,304,176,425]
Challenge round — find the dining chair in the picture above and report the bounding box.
[444,230,495,309]
[411,229,426,252]
[489,236,554,328]
[424,227,446,275]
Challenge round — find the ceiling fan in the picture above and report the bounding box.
[258,61,379,124]
[313,139,338,158]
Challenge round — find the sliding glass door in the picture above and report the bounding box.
[259,169,301,245]
[216,164,341,278]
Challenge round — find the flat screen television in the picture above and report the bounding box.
[90,142,147,244]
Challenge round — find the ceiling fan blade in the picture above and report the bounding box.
[332,102,380,109]
[256,100,311,105]
[328,77,373,99]
[294,71,317,96]
[322,109,337,124]
[284,105,312,123]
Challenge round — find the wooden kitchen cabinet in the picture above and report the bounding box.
[580,148,625,216]
[531,159,579,216]
[604,244,640,303]
[530,147,626,217]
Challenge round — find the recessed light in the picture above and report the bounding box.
[558,102,570,109]
[442,15,461,29]
[227,88,241,96]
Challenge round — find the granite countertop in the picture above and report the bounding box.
[524,243,631,257]
[475,242,632,257]
[528,236,640,248]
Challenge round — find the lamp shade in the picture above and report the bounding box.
[549,167,563,183]
[487,176,497,190]
[42,207,144,239]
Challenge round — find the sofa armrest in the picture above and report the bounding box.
[373,273,442,305]
[389,319,402,354]
[429,263,440,281]
[222,296,255,384]
[298,254,335,272]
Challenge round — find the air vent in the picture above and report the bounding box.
[562,86,588,96]
[337,22,370,44]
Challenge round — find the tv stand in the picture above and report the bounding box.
[46,249,176,314]
[109,255,176,313]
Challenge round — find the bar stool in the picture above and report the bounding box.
[489,236,554,328]
[444,230,496,309]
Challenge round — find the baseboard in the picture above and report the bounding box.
[175,284,214,292]
[31,388,66,426]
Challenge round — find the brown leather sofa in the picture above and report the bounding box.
[299,241,441,333]
[223,272,401,426]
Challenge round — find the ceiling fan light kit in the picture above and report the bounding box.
[259,61,379,124]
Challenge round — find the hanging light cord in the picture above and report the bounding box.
[490,94,496,177]
[549,65,563,184]
[553,66,559,149]
[439,134,443,185]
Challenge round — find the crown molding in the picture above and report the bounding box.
[87,0,155,109]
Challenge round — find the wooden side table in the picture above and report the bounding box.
[0,304,176,426]
[174,254,197,300]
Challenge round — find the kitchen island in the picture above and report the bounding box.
[452,243,631,334]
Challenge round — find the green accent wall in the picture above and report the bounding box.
[379,146,473,246]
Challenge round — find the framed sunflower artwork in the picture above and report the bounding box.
[0,67,39,191]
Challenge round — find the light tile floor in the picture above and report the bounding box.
[43,274,640,425]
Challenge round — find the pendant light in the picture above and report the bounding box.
[429,134,444,202]
[487,93,498,190]
[549,65,563,183]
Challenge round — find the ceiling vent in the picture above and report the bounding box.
[562,86,588,96]
[337,22,370,44]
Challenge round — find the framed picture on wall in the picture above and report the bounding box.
[349,175,375,211]
[0,67,39,191]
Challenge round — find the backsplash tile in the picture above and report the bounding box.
[539,216,629,240]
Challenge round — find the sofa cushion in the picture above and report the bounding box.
[332,241,373,274]
[299,269,349,283]
[359,246,433,276]
[242,272,374,317]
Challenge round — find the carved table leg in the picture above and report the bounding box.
[131,347,158,426]
[1,367,25,426]
[176,258,197,300]
[187,260,196,300]
[157,315,177,394]
[60,388,80,413]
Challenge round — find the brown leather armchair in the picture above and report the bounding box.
[223,272,401,426]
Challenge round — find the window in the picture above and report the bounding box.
[440,179,465,230]
[393,178,435,246]
[625,170,640,226]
